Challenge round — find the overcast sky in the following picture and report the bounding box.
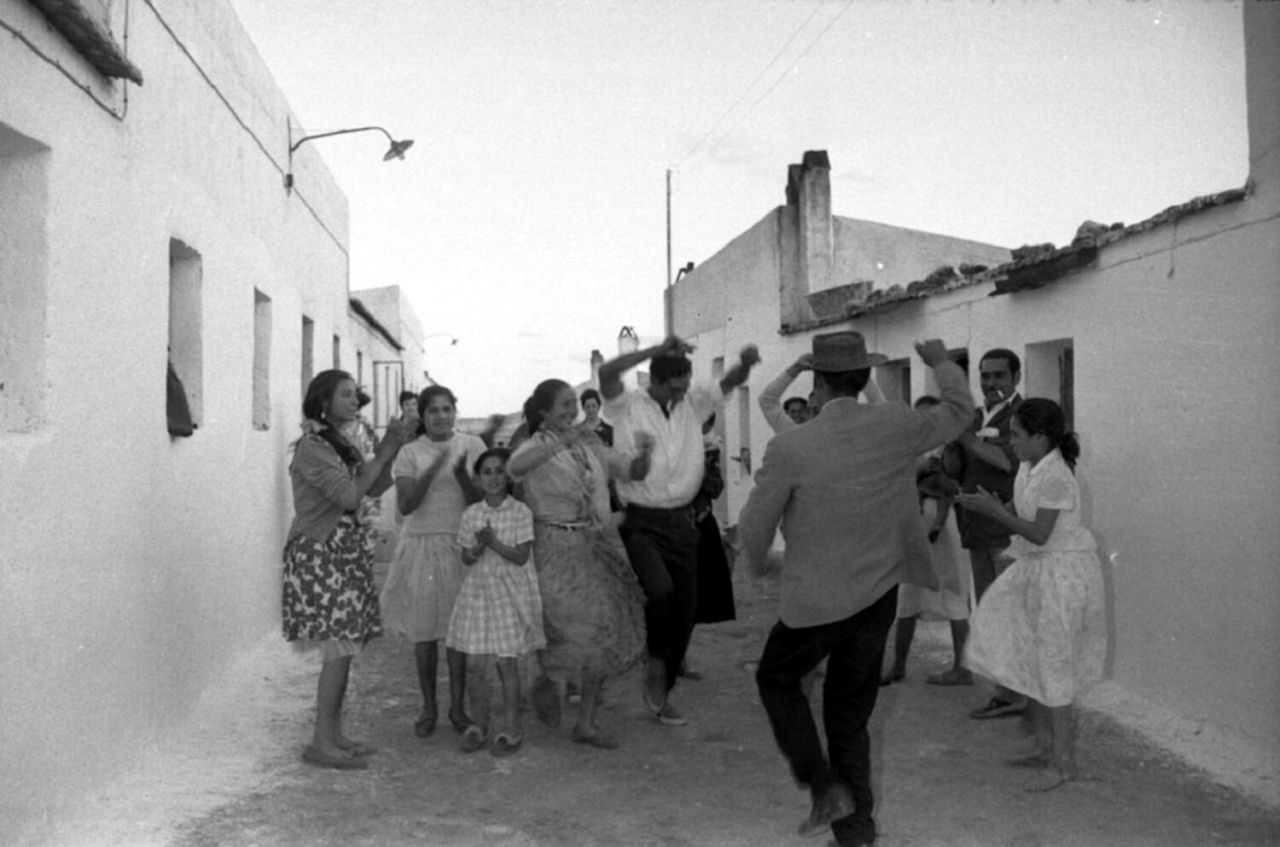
[229,0,1248,415]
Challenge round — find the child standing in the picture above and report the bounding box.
[380,386,485,738]
[958,398,1107,792]
[450,449,546,757]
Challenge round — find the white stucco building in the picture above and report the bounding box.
[0,0,386,837]
[348,284,426,433]
[670,2,1279,767]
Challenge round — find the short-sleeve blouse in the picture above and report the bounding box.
[510,431,613,526]
[392,433,487,534]
[1010,448,1096,555]
[457,496,535,562]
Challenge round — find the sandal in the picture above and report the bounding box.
[571,727,619,749]
[458,724,490,753]
[448,707,473,735]
[414,711,437,738]
[337,738,377,757]
[490,732,523,757]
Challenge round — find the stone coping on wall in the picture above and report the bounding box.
[780,185,1249,335]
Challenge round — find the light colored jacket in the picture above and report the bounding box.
[739,362,973,628]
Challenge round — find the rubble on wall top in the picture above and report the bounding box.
[805,184,1249,324]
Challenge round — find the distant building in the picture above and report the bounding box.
[349,285,425,434]
[668,150,1009,526]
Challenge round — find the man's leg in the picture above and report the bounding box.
[824,588,897,845]
[621,511,699,700]
[620,523,674,706]
[968,547,996,602]
[756,620,834,791]
[650,514,699,695]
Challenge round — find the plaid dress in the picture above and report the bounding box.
[447,497,546,658]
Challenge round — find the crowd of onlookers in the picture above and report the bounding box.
[282,330,1105,847]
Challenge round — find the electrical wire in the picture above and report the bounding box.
[676,0,828,170]
[0,0,132,121]
[675,0,856,176]
[140,0,348,259]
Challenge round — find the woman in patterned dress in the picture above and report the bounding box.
[283,370,413,770]
[508,379,652,748]
[959,398,1107,792]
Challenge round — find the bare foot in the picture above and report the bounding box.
[336,734,375,756]
[1005,753,1050,769]
[1024,766,1072,792]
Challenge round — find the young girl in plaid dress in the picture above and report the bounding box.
[449,449,546,756]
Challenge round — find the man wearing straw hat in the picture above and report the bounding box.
[740,332,972,846]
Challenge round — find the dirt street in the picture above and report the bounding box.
[44,569,1280,847]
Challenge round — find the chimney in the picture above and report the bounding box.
[780,151,832,329]
[590,349,604,386]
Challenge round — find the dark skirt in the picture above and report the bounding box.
[694,513,736,624]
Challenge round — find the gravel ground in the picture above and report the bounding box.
[36,569,1280,847]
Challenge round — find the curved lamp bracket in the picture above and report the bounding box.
[285,123,414,191]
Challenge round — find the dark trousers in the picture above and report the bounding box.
[755,588,897,842]
[620,504,700,692]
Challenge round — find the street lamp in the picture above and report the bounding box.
[285,122,414,191]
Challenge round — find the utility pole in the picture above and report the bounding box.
[665,168,673,336]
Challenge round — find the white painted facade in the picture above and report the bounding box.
[671,3,1280,750]
[1,0,357,836]
[348,285,425,433]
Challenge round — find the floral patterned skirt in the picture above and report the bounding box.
[282,514,382,645]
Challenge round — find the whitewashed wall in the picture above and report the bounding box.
[0,0,351,837]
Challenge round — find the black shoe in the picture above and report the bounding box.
[969,697,1027,719]
[799,783,853,837]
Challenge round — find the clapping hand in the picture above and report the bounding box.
[633,430,655,455]
[792,353,814,372]
[955,485,1007,518]
[739,344,761,367]
[475,522,496,548]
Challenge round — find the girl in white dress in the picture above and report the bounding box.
[958,398,1106,792]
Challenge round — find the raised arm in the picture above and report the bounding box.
[598,335,694,400]
[718,344,761,396]
[759,354,809,434]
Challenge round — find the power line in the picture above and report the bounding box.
[675,0,856,175]
[676,0,828,170]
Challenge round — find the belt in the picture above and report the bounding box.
[537,520,592,532]
[624,503,693,518]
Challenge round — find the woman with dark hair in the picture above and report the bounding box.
[958,398,1107,792]
[284,369,414,770]
[507,379,652,748]
[380,385,486,739]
